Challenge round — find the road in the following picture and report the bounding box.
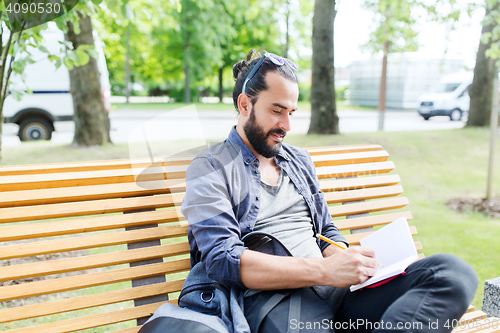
[1,109,466,147]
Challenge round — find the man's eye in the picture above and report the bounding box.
[273,110,282,114]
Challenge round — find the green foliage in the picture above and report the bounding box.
[362,0,421,55]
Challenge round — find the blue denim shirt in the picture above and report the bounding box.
[181,126,348,289]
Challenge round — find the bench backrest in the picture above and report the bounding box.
[0,144,418,333]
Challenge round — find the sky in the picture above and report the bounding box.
[334,0,485,69]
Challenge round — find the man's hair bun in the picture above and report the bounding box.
[232,60,248,80]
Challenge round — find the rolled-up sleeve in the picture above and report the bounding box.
[181,155,248,289]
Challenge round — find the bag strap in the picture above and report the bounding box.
[287,289,302,333]
[246,291,291,333]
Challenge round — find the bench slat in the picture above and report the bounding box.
[310,150,389,167]
[0,242,189,281]
[335,211,413,231]
[0,280,184,323]
[0,144,382,177]
[0,225,188,260]
[0,166,188,192]
[329,197,409,217]
[320,174,401,192]
[0,193,183,223]
[0,150,386,192]
[324,185,403,204]
[4,300,172,333]
[0,174,401,209]
[306,144,382,155]
[344,225,418,245]
[0,210,184,242]
[0,260,190,302]
[317,161,395,179]
[0,180,186,208]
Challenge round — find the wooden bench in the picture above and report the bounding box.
[0,144,494,333]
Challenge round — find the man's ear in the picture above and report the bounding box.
[237,93,251,117]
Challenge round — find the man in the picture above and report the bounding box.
[181,51,478,332]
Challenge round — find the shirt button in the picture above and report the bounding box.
[256,196,260,201]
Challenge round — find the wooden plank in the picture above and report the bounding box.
[0,145,382,177]
[112,327,142,333]
[316,161,395,179]
[0,174,401,209]
[0,242,189,281]
[0,165,189,192]
[306,144,383,155]
[452,317,500,333]
[323,185,403,204]
[0,225,188,260]
[458,311,488,325]
[0,179,186,208]
[335,211,413,231]
[0,259,190,302]
[0,157,194,177]
[0,280,184,323]
[0,209,185,242]
[0,193,184,223]
[3,300,171,333]
[328,197,409,218]
[320,175,401,192]
[311,150,389,167]
[344,225,418,245]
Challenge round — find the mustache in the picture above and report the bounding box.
[267,128,287,138]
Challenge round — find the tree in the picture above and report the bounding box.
[308,0,339,134]
[0,7,53,163]
[64,10,111,145]
[363,0,419,131]
[468,1,500,127]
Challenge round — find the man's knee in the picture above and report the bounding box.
[430,253,478,303]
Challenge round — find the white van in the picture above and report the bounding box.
[2,23,111,141]
[417,71,472,121]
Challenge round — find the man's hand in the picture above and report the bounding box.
[239,246,377,290]
[320,247,377,288]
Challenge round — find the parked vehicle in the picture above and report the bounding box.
[2,23,111,141]
[417,72,472,121]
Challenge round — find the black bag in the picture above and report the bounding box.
[241,232,334,333]
[177,262,233,330]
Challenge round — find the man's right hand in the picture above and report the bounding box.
[320,246,378,288]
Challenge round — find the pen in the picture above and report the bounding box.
[316,234,347,250]
[316,234,381,266]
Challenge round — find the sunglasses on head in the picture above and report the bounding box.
[241,53,298,95]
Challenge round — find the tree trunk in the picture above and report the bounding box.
[284,0,290,59]
[182,1,191,104]
[308,0,339,135]
[378,40,389,131]
[218,67,223,103]
[468,3,500,127]
[125,25,131,104]
[66,12,111,146]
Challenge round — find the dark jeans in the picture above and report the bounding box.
[315,254,478,333]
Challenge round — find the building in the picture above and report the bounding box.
[348,53,466,109]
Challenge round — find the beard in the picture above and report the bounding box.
[243,109,286,158]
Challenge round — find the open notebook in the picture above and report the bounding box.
[350,217,419,292]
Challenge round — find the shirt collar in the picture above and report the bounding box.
[227,126,291,165]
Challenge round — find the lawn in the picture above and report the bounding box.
[110,100,376,112]
[1,127,499,311]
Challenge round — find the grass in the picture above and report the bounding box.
[1,127,499,319]
[110,100,376,112]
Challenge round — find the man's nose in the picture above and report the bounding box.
[279,113,291,132]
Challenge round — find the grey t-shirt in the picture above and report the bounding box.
[254,168,323,259]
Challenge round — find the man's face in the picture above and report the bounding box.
[242,71,299,158]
